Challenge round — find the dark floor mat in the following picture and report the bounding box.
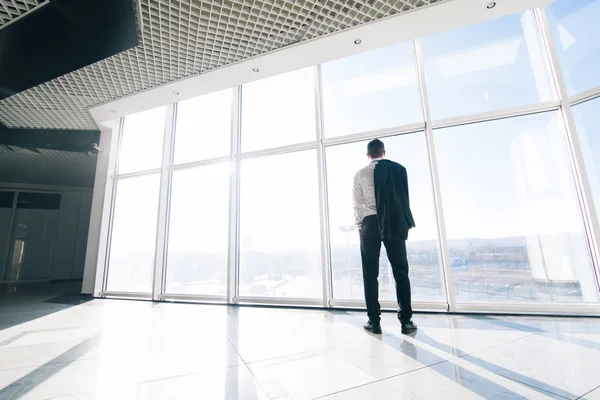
[44,293,93,305]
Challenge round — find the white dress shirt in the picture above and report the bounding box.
[352,157,383,227]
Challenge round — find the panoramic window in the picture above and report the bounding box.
[118,106,167,174]
[572,97,600,224]
[238,150,322,299]
[101,2,600,312]
[321,42,422,137]
[547,0,600,96]
[165,163,231,296]
[434,112,597,302]
[326,134,444,302]
[421,11,554,120]
[173,89,232,164]
[106,174,161,293]
[241,68,316,152]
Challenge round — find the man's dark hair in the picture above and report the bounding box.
[367,139,385,159]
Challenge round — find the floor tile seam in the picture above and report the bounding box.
[0,355,98,373]
[0,359,76,379]
[244,349,386,399]
[225,336,273,400]
[358,349,575,400]
[243,360,283,400]
[0,336,98,350]
[45,388,100,400]
[361,358,450,384]
[453,331,543,360]
[226,337,248,364]
[241,336,390,368]
[308,379,418,400]
[0,327,85,345]
[242,341,345,367]
[245,351,325,370]
[9,385,26,400]
[133,368,228,387]
[575,382,600,400]
[0,310,66,319]
[393,335,491,362]
[439,331,556,394]
[309,359,451,400]
[42,383,143,400]
[347,332,548,393]
[488,369,577,400]
[5,359,244,392]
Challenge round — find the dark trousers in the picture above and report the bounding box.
[360,215,413,324]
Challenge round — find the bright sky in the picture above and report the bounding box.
[572,96,600,216]
[174,90,232,163]
[547,0,600,95]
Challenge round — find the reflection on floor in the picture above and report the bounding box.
[1,292,599,400]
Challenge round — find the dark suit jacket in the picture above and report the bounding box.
[373,159,416,240]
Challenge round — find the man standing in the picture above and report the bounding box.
[352,139,417,335]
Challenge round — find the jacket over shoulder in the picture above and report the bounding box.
[373,159,416,240]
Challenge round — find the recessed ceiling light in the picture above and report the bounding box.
[354,38,362,45]
[486,1,496,9]
[252,68,260,72]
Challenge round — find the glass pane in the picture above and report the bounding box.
[0,191,14,208]
[547,0,600,95]
[241,68,316,152]
[421,11,554,120]
[0,192,14,273]
[572,97,600,224]
[16,192,61,209]
[326,134,444,302]
[106,174,160,292]
[118,106,167,174]
[239,150,322,299]
[321,42,422,137]
[165,163,231,295]
[5,193,60,281]
[434,112,598,302]
[174,89,232,164]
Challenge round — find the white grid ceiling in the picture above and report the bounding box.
[0,0,43,25]
[0,0,444,130]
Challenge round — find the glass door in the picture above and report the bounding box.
[0,191,15,280]
[4,193,61,282]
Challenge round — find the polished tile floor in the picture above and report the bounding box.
[1,287,600,399]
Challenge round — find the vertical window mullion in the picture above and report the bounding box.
[413,38,456,312]
[151,104,176,301]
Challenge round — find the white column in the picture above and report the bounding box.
[83,119,120,296]
[227,87,241,304]
[314,65,332,307]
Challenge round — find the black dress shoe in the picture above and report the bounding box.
[401,321,418,334]
[364,321,382,334]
